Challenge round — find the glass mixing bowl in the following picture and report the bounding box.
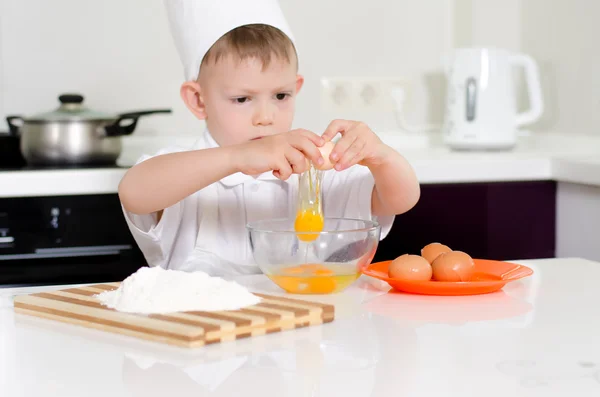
[247,218,381,294]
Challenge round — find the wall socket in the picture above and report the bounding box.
[320,77,412,115]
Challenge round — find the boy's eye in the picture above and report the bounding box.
[276,93,289,100]
[234,97,249,104]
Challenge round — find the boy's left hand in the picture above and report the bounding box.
[321,119,391,171]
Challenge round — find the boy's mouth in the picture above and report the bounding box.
[251,136,264,140]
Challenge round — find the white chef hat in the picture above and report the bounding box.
[164,0,296,81]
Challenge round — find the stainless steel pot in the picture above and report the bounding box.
[6,94,171,165]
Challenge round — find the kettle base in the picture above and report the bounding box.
[447,144,517,152]
[444,137,517,151]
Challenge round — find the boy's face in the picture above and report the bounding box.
[189,54,303,146]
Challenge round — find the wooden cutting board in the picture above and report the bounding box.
[13,283,335,348]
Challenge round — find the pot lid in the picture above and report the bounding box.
[27,94,116,122]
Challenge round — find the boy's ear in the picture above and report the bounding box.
[295,74,305,95]
[180,81,207,120]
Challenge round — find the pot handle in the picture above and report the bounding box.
[104,109,172,137]
[6,116,24,137]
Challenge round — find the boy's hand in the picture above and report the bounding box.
[233,129,325,180]
[321,119,392,171]
[321,119,420,216]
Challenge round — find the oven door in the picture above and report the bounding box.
[0,245,145,287]
[0,194,146,287]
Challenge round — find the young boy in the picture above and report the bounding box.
[118,0,420,277]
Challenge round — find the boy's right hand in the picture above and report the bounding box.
[233,129,325,180]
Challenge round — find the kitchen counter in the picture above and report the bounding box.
[3,133,600,198]
[1,257,600,396]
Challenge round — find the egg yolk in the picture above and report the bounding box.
[294,209,324,242]
[271,264,344,294]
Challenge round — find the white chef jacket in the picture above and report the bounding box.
[122,130,394,277]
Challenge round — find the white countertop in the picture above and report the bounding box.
[1,257,600,396]
[3,132,600,197]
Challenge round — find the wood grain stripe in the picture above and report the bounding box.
[91,284,119,291]
[257,302,310,317]
[36,292,107,310]
[234,304,295,321]
[254,293,334,312]
[187,311,252,328]
[212,310,267,326]
[259,298,326,316]
[147,314,220,332]
[13,302,193,343]
[322,314,335,323]
[63,288,99,297]
[239,308,281,322]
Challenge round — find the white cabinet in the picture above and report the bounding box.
[556,182,600,261]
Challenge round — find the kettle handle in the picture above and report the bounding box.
[510,53,544,127]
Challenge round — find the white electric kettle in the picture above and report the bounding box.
[442,48,544,150]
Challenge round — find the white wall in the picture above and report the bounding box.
[455,0,600,135]
[452,0,521,50]
[0,0,195,137]
[519,0,600,135]
[2,1,599,139]
[0,0,453,139]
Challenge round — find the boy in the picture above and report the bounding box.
[118,0,420,277]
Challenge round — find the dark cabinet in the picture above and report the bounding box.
[374,181,556,262]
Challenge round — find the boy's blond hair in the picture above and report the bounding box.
[200,24,297,74]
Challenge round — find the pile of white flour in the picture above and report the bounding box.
[95,266,261,314]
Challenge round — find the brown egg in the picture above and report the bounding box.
[421,242,452,264]
[388,254,432,281]
[431,251,475,282]
[315,141,336,171]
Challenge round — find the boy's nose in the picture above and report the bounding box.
[252,104,274,126]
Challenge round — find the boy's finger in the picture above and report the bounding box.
[275,159,293,180]
[339,151,364,172]
[291,161,308,174]
[291,137,324,166]
[297,129,325,146]
[349,150,365,167]
[336,140,365,171]
[322,119,355,142]
[287,148,309,174]
[330,134,357,163]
